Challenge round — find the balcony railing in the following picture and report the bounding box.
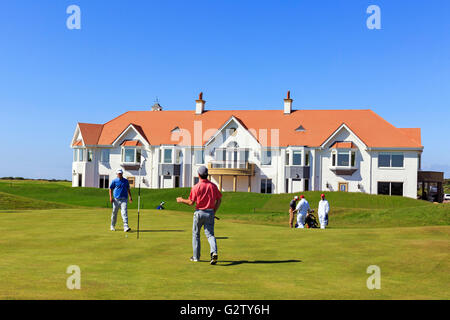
[207,161,255,176]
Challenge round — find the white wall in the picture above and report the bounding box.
[70,121,420,199]
[318,126,370,193]
[371,150,419,198]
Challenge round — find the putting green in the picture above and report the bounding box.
[0,208,448,299]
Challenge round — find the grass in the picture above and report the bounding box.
[0,208,448,299]
[0,179,448,299]
[0,179,447,228]
[0,191,74,210]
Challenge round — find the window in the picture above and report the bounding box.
[239,149,249,164]
[136,149,141,163]
[164,149,172,164]
[337,152,349,166]
[121,148,141,163]
[378,182,390,195]
[100,149,110,163]
[78,149,84,162]
[99,175,109,189]
[175,150,182,164]
[332,150,356,167]
[292,151,302,165]
[123,148,135,163]
[194,150,204,164]
[216,149,225,161]
[261,150,272,166]
[261,178,272,194]
[73,150,78,162]
[378,182,403,196]
[391,182,403,196]
[379,153,404,168]
[392,154,404,167]
[305,152,310,166]
[379,154,390,167]
[285,151,290,165]
[87,150,93,162]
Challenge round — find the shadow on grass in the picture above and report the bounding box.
[216,237,229,239]
[218,259,301,266]
[132,230,185,233]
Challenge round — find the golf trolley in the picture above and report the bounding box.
[294,209,319,228]
[305,209,319,229]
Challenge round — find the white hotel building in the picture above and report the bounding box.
[71,92,423,198]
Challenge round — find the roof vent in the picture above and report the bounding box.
[295,125,305,132]
[171,126,180,133]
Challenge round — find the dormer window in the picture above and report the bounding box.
[121,147,141,164]
[330,142,358,175]
[120,140,143,164]
[333,150,355,167]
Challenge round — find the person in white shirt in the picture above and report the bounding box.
[295,195,310,228]
[317,193,330,229]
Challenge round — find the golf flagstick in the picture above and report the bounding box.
[137,157,146,239]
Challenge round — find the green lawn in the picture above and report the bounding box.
[0,180,448,299]
[0,208,448,299]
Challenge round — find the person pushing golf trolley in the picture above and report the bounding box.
[176,165,221,265]
[109,169,132,232]
[295,195,311,228]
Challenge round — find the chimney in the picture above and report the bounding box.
[151,102,163,111]
[284,90,293,114]
[195,92,205,114]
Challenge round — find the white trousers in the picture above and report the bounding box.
[319,214,328,229]
[111,198,129,229]
[296,213,306,228]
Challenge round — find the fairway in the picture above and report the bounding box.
[0,208,448,299]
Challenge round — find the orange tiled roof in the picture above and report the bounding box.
[72,139,83,146]
[78,109,422,148]
[330,142,357,149]
[78,123,103,145]
[121,140,144,147]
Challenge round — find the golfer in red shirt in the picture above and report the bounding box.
[177,166,222,265]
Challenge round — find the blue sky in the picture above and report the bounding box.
[0,0,449,179]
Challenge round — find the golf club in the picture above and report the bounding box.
[137,156,147,239]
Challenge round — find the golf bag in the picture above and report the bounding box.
[305,211,319,228]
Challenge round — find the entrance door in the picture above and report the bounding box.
[78,174,82,187]
[338,182,348,192]
[127,177,135,188]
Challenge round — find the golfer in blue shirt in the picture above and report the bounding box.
[109,169,133,232]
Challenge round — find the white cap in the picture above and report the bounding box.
[116,169,123,174]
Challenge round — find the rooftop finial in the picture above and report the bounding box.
[199,92,203,100]
[287,90,291,99]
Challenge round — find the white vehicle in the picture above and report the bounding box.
[444,194,450,201]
